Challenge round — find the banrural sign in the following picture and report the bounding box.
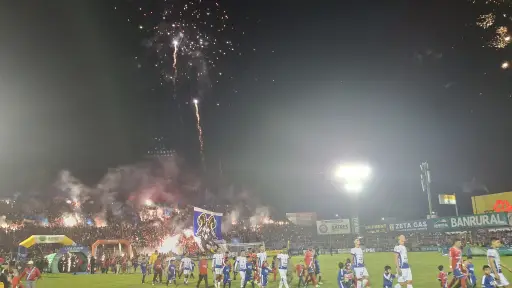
[432,213,509,231]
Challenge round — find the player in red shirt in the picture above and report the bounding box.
[448,238,466,288]
[295,260,305,287]
[437,265,449,288]
[304,248,318,288]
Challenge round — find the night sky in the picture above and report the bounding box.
[0,0,510,223]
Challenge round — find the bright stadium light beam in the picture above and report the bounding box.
[331,163,371,193]
[344,181,364,193]
[333,164,371,181]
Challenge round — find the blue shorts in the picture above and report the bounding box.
[262,277,268,286]
[224,277,231,284]
[452,269,466,279]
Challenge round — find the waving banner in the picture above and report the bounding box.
[193,207,223,240]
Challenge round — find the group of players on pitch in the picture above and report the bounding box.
[335,235,413,288]
[139,235,512,288]
[441,236,512,288]
[345,235,512,288]
[211,245,294,288]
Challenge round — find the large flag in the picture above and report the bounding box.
[193,207,223,240]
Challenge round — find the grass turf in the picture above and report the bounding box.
[27,252,512,288]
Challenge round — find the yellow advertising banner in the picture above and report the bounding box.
[472,192,512,214]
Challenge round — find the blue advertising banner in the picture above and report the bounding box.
[193,207,223,240]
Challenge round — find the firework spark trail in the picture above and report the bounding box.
[193,99,205,166]
[171,33,184,96]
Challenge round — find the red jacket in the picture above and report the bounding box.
[21,267,41,281]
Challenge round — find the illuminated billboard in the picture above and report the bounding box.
[471,192,512,214]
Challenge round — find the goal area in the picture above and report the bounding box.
[226,242,265,254]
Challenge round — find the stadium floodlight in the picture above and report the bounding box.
[333,164,371,182]
[332,163,371,193]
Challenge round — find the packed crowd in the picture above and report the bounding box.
[2,198,511,261]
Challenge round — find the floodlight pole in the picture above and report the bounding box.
[420,162,433,216]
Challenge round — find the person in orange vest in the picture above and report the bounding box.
[197,254,209,288]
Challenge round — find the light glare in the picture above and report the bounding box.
[344,181,363,193]
[334,164,371,181]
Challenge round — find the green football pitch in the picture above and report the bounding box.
[26,252,512,288]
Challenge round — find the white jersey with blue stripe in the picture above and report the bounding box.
[235,256,247,271]
[257,251,267,268]
[212,253,224,269]
[393,245,410,269]
[180,257,192,270]
[350,247,365,268]
[276,253,289,269]
[487,248,502,273]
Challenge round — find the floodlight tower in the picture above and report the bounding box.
[420,161,433,217]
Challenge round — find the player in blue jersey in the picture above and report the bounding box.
[190,259,196,280]
[314,255,322,285]
[260,261,271,288]
[383,265,396,288]
[464,257,477,288]
[223,259,232,288]
[140,258,148,284]
[482,265,497,288]
[167,258,177,287]
[337,262,353,288]
[244,257,255,288]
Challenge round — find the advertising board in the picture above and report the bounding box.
[471,192,512,214]
[316,219,351,235]
[429,213,509,231]
[388,220,428,232]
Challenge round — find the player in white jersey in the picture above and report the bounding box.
[256,245,267,284]
[276,248,290,288]
[212,250,226,288]
[234,251,248,288]
[180,255,193,284]
[351,238,369,288]
[488,237,512,287]
[394,235,412,288]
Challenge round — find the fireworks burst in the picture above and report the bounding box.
[477,13,496,29]
[138,0,234,88]
[502,60,510,68]
[472,0,511,67]
[491,26,511,48]
[129,0,236,164]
